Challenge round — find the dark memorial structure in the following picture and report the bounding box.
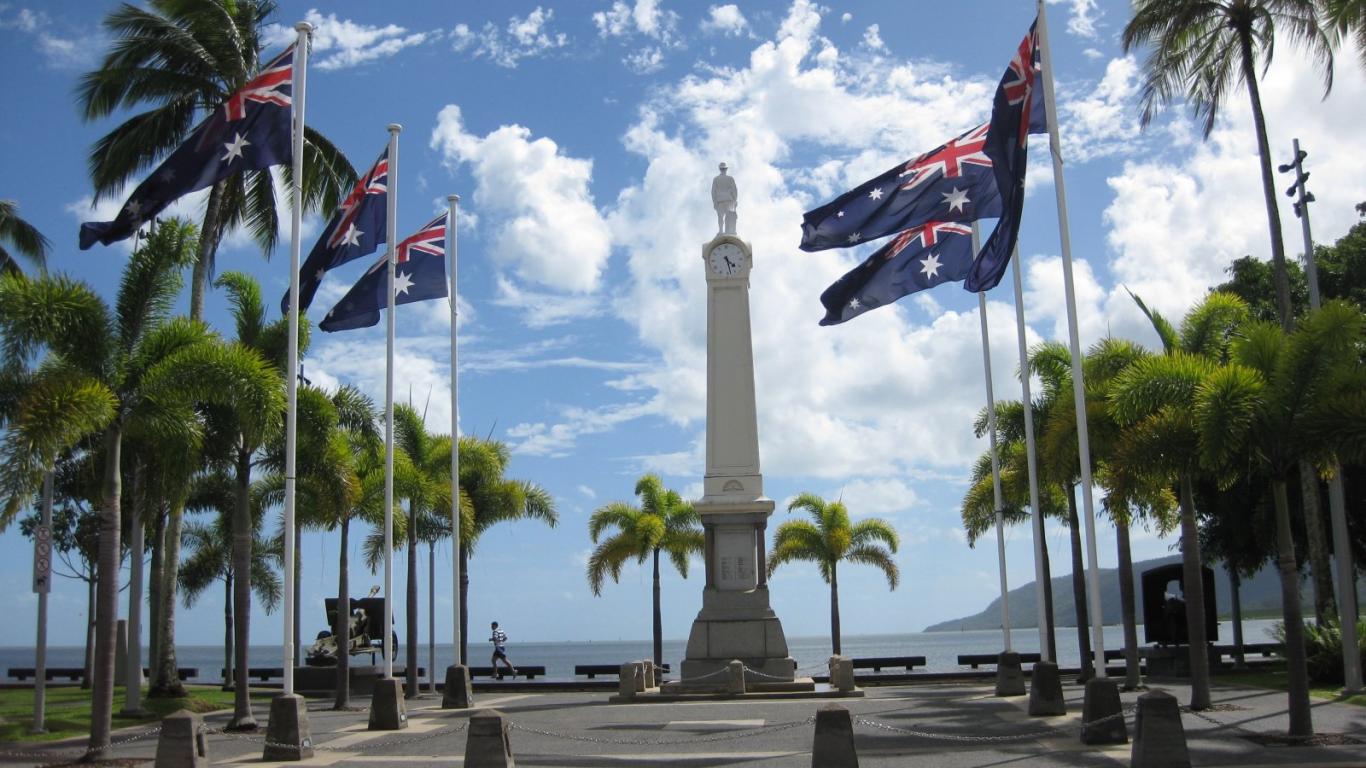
[1141,563,1218,678]
[296,596,395,695]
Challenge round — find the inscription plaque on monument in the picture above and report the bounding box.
[715,528,756,591]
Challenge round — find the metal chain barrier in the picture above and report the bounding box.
[0,725,163,763]
[509,715,816,746]
[741,664,804,682]
[353,722,468,752]
[854,704,1135,744]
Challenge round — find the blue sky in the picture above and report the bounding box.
[2,0,1364,652]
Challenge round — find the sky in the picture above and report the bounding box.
[2,0,1365,654]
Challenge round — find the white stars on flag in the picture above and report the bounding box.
[394,271,414,296]
[339,224,363,247]
[941,187,969,213]
[222,132,250,163]
[920,253,942,280]
[868,187,883,201]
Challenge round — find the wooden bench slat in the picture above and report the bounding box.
[849,656,926,672]
[466,665,545,679]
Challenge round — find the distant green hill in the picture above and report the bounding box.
[923,554,1366,632]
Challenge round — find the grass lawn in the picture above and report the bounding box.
[1218,668,1366,707]
[0,685,275,743]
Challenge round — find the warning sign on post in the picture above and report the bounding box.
[33,524,51,594]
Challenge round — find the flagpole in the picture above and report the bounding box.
[1011,248,1050,661]
[447,194,461,669]
[282,20,311,697]
[383,124,401,680]
[973,224,1012,652]
[1036,0,1105,676]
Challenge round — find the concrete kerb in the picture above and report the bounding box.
[1130,689,1190,768]
[155,709,208,768]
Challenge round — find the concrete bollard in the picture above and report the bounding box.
[262,693,314,761]
[618,662,639,699]
[1130,689,1190,768]
[633,662,647,692]
[442,664,474,710]
[369,677,408,731]
[155,709,208,768]
[810,703,858,768]
[828,655,855,693]
[727,660,746,694]
[464,708,515,768]
[1027,660,1067,716]
[641,660,655,689]
[1080,677,1127,745]
[994,651,1027,697]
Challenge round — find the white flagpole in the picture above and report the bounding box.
[447,194,461,668]
[383,124,401,680]
[1036,0,1106,676]
[1011,248,1050,661]
[973,224,1012,652]
[282,20,312,697]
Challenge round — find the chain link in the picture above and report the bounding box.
[854,703,1134,744]
[509,716,816,746]
[0,725,162,763]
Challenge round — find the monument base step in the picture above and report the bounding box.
[617,678,858,703]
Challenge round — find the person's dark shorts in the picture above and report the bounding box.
[493,649,508,660]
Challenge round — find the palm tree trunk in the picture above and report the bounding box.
[335,517,351,710]
[1238,32,1293,330]
[151,501,186,697]
[1298,462,1336,624]
[459,545,470,666]
[1067,484,1093,680]
[189,181,225,321]
[830,562,841,656]
[652,548,663,668]
[223,573,233,691]
[147,507,166,682]
[1178,474,1212,710]
[1230,568,1247,669]
[1041,532,1057,662]
[228,445,256,730]
[87,425,123,760]
[1116,517,1141,689]
[1272,477,1313,736]
[83,575,96,690]
[406,505,419,698]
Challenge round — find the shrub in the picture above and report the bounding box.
[1271,619,1366,686]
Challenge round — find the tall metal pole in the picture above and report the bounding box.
[447,194,462,667]
[1011,250,1051,661]
[383,124,401,680]
[1288,138,1362,693]
[1036,0,1106,675]
[974,225,1012,651]
[282,21,312,696]
[32,472,53,733]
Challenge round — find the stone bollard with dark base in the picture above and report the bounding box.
[641,660,655,688]
[1028,660,1066,716]
[633,662,647,692]
[1130,689,1190,768]
[810,704,859,768]
[155,709,209,768]
[442,664,473,709]
[727,660,746,694]
[262,694,314,761]
[829,655,855,693]
[618,662,639,699]
[1080,677,1127,745]
[994,651,1027,697]
[369,677,408,730]
[464,708,515,768]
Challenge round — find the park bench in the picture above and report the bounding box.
[956,652,1041,669]
[850,656,927,673]
[1214,643,1280,659]
[9,666,198,681]
[468,665,545,680]
[574,663,671,679]
[221,667,285,682]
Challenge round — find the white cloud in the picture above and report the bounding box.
[1057,55,1143,163]
[578,485,597,499]
[264,10,436,71]
[624,45,665,74]
[593,0,682,72]
[861,24,885,52]
[429,105,612,294]
[1,6,99,69]
[491,276,605,328]
[451,7,568,68]
[840,12,852,24]
[700,5,748,37]
[508,400,660,457]
[1046,0,1102,40]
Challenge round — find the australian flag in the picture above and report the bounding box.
[80,46,294,249]
[819,222,975,325]
[965,20,1041,292]
[319,214,448,333]
[800,123,1002,252]
[283,146,389,314]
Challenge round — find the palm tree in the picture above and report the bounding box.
[1325,0,1366,69]
[587,474,704,668]
[0,200,50,274]
[767,493,899,655]
[79,0,357,319]
[1122,0,1333,331]
[454,436,557,665]
[394,403,447,697]
[0,245,280,758]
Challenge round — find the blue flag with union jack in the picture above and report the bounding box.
[319,214,448,333]
[819,221,975,325]
[80,46,294,249]
[800,123,1002,252]
[283,146,389,314]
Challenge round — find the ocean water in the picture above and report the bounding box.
[1,619,1281,683]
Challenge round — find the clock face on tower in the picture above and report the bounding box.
[708,242,747,277]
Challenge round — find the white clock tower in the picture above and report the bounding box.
[679,164,801,688]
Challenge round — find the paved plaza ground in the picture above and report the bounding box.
[4,678,1364,767]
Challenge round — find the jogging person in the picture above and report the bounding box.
[489,621,517,677]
